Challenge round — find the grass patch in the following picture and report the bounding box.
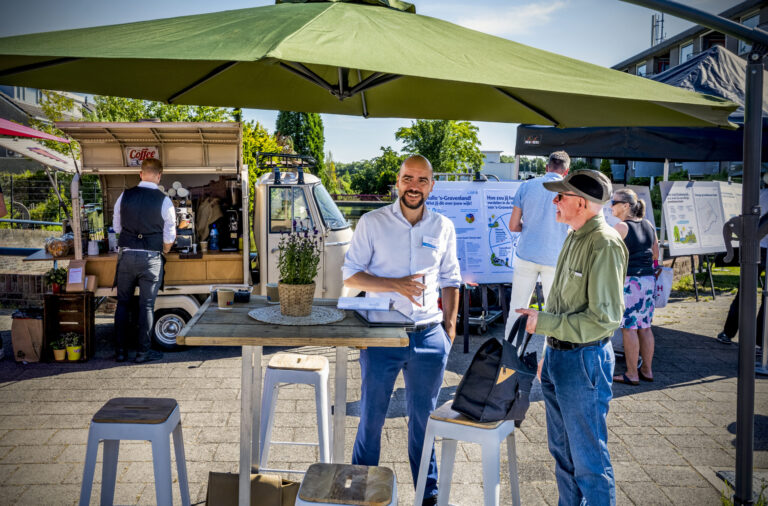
[672,264,741,295]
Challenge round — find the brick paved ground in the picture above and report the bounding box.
[0,293,765,505]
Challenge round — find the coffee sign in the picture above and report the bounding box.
[125,146,160,166]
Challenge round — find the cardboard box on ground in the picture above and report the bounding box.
[206,472,299,506]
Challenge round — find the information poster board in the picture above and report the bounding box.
[601,185,656,231]
[660,181,742,256]
[426,181,522,284]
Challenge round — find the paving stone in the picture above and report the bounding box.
[660,485,721,504]
[0,429,57,446]
[14,483,81,505]
[0,485,27,504]
[0,444,65,464]
[627,445,687,466]
[642,465,711,487]
[6,462,77,485]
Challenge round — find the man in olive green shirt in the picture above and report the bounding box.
[517,169,627,506]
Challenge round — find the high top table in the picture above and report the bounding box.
[178,296,409,506]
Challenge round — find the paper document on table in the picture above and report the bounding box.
[337,297,391,311]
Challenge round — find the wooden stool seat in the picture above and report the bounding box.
[430,400,504,429]
[268,352,328,371]
[299,463,395,506]
[93,397,178,424]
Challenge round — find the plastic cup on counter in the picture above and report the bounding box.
[200,241,208,252]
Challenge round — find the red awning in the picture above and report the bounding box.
[0,118,70,143]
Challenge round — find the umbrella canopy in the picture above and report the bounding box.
[0,0,736,128]
[0,118,70,143]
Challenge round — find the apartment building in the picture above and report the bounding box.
[613,0,767,77]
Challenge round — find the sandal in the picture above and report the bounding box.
[638,370,654,382]
[613,373,639,386]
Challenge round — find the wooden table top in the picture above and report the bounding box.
[178,296,410,348]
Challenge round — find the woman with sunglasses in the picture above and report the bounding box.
[611,188,658,385]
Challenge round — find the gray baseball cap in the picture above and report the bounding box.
[543,169,612,204]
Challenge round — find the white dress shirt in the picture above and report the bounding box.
[343,199,462,325]
[113,181,176,248]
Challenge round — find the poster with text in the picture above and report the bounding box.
[602,185,657,231]
[661,181,726,256]
[427,181,521,283]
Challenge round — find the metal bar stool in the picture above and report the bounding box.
[78,397,190,506]
[260,352,331,472]
[414,401,520,506]
[295,463,397,506]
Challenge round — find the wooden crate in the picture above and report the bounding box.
[43,292,95,362]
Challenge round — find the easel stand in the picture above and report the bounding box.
[758,269,768,376]
[460,283,508,354]
[459,281,543,353]
[670,254,716,301]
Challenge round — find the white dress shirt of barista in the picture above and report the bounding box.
[113,181,177,251]
[342,199,462,326]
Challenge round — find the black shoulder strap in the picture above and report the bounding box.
[506,314,534,356]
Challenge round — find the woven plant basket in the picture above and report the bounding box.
[278,282,315,317]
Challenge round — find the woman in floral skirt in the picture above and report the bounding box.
[611,188,658,385]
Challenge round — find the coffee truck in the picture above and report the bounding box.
[41,121,354,349]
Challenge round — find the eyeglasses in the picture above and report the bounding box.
[555,193,581,202]
[611,200,629,206]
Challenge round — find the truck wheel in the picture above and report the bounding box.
[152,309,190,351]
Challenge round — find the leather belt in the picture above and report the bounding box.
[411,322,440,333]
[546,335,610,351]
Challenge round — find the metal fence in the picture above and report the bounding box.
[0,172,102,229]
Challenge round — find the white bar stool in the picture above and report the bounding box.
[260,352,331,471]
[295,463,397,506]
[414,401,520,506]
[78,397,190,506]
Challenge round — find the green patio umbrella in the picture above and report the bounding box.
[0,0,736,128]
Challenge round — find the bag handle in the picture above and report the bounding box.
[506,314,534,356]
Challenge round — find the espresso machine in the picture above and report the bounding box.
[172,185,195,251]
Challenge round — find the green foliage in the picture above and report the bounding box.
[27,90,80,156]
[599,159,613,181]
[85,96,233,123]
[61,332,82,348]
[395,120,482,173]
[338,173,353,194]
[275,111,328,187]
[277,228,322,285]
[672,263,739,295]
[570,159,593,171]
[43,267,67,286]
[50,338,65,350]
[720,479,767,505]
[349,146,405,194]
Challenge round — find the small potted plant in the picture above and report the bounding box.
[277,221,322,317]
[50,338,66,361]
[62,332,83,361]
[44,267,67,294]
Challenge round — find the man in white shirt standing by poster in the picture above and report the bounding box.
[504,151,571,341]
[343,155,461,505]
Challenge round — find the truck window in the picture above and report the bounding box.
[269,186,313,233]
[313,184,349,230]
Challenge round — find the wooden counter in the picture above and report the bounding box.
[25,249,245,287]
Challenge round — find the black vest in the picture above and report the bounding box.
[117,186,167,252]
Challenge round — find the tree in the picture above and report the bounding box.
[326,151,339,195]
[349,147,405,195]
[85,96,233,123]
[395,119,483,173]
[275,111,328,187]
[599,158,613,181]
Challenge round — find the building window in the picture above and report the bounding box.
[739,13,759,55]
[702,31,725,51]
[655,54,670,74]
[680,42,694,62]
[636,61,647,77]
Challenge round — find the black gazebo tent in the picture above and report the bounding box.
[515,46,768,162]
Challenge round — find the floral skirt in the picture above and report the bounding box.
[621,275,655,329]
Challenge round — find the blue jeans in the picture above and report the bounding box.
[352,323,450,500]
[541,341,616,506]
[114,250,163,353]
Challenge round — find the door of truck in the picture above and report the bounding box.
[265,185,325,297]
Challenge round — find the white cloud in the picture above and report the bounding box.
[452,1,568,39]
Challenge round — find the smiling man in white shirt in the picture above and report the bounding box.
[343,155,461,506]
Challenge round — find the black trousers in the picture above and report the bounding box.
[114,250,163,352]
[722,249,766,347]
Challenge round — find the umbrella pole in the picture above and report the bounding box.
[734,50,764,506]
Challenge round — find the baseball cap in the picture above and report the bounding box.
[543,169,612,204]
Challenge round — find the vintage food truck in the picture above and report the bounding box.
[46,121,354,349]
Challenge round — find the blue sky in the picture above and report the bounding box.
[0,0,740,162]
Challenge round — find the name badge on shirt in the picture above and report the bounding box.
[422,235,439,250]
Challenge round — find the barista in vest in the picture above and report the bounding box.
[112,158,176,363]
